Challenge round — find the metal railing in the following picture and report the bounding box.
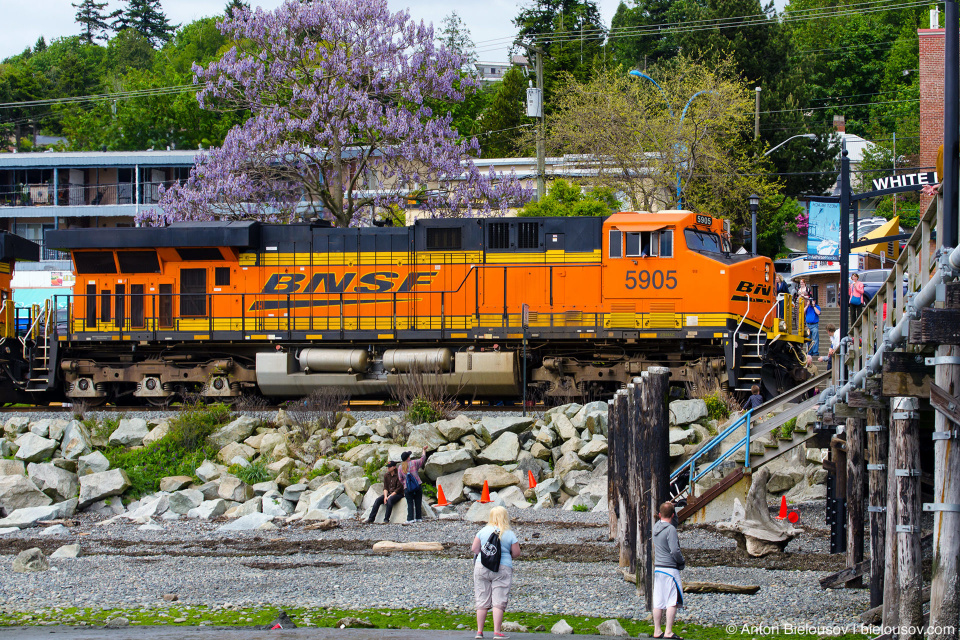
[820,191,959,411]
[670,409,753,485]
[0,180,181,207]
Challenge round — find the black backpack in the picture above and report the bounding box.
[479,528,502,572]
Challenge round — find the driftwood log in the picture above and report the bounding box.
[621,572,759,595]
[372,541,444,552]
[715,467,799,557]
[303,519,339,531]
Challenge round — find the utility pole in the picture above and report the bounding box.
[516,40,547,201]
[754,87,761,141]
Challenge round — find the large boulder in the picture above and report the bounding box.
[462,465,520,490]
[59,421,92,460]
[207,416,259,449]
[195,460,222,483]
[77,451,110,476]
[479,417,534,444]
[551,414,579,441]
[669,399,708,426]
[574,401,609,435]
[766,470,803,494]
[435,469,467,505]
[422,449,474,481]
[78,469,131,509]
[0,505,61,529]
[159,476,193,492]
[141,421,171,447]
[258,433,288,460]
[0,475,52,513]
[434,415,475,442]
[14,433,58,463]
[578,439,608,462]
[3,417,30,437]
[218,442,256,464]
[405,424,447,451]
[108,418,150,447]
[534,427,558,447]
[0,460,25,476]
[476,432,520,465]
[12,548,49,573]
[465,496,507,522]
[168,489,204,515]
[219,513,274,531]
[554,452,592,479]
[219,477,254,503]
[187,499,227,520]
[308,483,345,511]
[669,428,695,445]
[26,463,78,502]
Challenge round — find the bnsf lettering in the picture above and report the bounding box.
[735,281,772,296]
[261,271,437,295]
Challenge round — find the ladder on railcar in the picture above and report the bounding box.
[22,300,58,395]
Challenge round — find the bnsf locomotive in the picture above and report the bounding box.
[4,211,807,406]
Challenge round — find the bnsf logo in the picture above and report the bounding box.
[735,281,772,296]
[261,271,438,295]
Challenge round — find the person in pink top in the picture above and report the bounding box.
[849,273,865,314]
[399,446,428,523]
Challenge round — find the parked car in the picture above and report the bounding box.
[859,269,908,302]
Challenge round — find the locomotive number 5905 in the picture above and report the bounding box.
[625,270,678,290]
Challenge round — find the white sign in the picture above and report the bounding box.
[871,171,938,191]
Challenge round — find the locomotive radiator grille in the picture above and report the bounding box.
[647,302,679,329]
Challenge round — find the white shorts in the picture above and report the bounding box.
[653,567,683,610]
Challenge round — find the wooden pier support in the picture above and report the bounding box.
[846,416,865,589]
[928,343,960,640]
[882,406,900,629]
[866,408,888,609]
[894,397,923,640]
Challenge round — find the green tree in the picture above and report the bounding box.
[224,0,249,19]
[107,28,155,73]
[517,179,621,216]
[440,11,478,71]
[113,0,176,47]
[73,0,113,44]
[477,66,530,157]
[609,0,678,69]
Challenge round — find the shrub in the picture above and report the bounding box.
[781,417,796,439]
[363,455,386,483]
[104,400,232,498]
[704,392,730,422]
[421,483,437,499]
[572,504,589,512]
[389,364,462,430]
[229,459,273,485]
[406,398,441,425]
[85,415,121,445]
[336,437,370,454]
[770,426,782,439]
[286,388,350,444]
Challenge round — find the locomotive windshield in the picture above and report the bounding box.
[684,228,726,253]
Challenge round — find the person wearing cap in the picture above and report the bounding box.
[366,460,404,524]
[399,445,429,523]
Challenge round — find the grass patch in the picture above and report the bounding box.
[335,437,370,454]
[84,415,121,445]
[363,454,386,484]
[781,417,797,438]
[228,458,273,485]
[0,605,870,639]
[571,504,588,512]
[104,401,232,498]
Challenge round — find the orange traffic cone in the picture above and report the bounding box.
[479,480,492,504]
[527,470,537,489]
[436,484,449,507]
[775,495,788,519]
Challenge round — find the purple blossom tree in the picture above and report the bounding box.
[146,0,530,227]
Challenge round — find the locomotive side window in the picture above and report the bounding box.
[86,284,96,328]
[75,251,117,274]
[176,248,224,261]
[609,230,622,258]
[180,269,207,316]
[684,228,723,253]
[625,232,640,256]
[659,230,674,257]
[215,267,230,286]
[625,231,658,257]
[426,227,462,251]
[117,251,160,274]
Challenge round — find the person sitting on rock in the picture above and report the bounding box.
[366,460,403,524]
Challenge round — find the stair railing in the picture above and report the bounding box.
[670,409,753,486]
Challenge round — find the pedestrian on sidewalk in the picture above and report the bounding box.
[472,506,521,640]
[653,501,685,639]
[849,272,865,316]
[399,446,428,523]
[804,296,821,356]
[366,461,403,523]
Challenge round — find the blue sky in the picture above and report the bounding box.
[2,0,789,64]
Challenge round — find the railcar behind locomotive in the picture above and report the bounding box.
[0,232,41,404]
[30,211,806,405]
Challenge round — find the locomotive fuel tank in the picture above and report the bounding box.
[298,348,369,373]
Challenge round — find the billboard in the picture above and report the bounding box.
[806,198,841,257]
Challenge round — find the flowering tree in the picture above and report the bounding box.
[148,0,529,227]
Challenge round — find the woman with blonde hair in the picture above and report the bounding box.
[471,506,520,639]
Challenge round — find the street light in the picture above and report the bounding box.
[628,69,714,208]
[763,133,817,157]
[748,193,760,255]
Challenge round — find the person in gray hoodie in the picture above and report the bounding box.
[652,501,684,639]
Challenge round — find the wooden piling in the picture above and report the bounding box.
[613,390,631,569]
[633,378,652,609]
[646,367,672,515]
[894,397,923,639]
[607,398,619,542]
[846,417,865,589]
[881,402,900,629]
[866,408,888,609]
[928,343,960,640]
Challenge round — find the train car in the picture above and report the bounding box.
[0,232,41,404]
[42,212,807,405]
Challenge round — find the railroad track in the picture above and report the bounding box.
[0,400,539,414]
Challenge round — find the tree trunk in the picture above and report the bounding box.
[928,344,960,640]
[895,397,923,639]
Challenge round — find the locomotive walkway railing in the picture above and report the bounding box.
[820,192,957,411]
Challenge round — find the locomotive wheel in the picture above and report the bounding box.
[145,396,173,409]
[761,340,808,397]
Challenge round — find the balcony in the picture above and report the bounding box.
[0,181,181,209]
